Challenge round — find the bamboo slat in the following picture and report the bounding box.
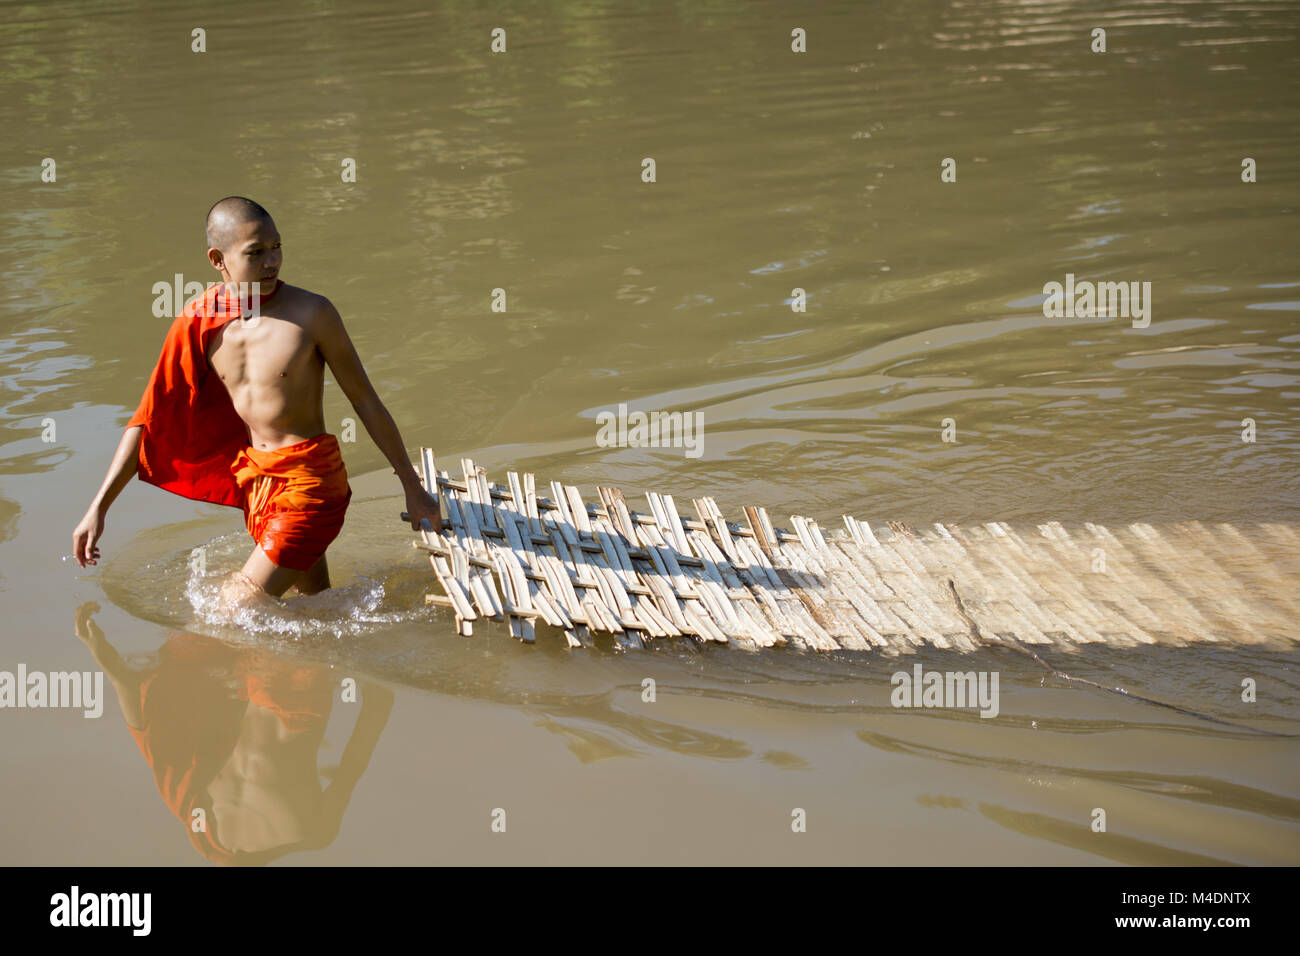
[408,450,1299,653]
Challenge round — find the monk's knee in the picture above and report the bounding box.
[219,570,266,607]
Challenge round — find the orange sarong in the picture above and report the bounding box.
[231,434,352,571]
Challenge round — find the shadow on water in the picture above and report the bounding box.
[973,804,1233,866]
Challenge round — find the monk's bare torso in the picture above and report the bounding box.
[205,282,328,451]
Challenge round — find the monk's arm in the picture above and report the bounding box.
[314,300,443,531]
[73,425,143,567]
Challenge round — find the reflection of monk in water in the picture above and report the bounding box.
[74,601,392,865]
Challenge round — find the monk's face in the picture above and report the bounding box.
[210,217,283,294]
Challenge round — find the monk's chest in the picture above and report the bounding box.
[207,316,319,386]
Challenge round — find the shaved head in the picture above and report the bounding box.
[205,196,272,252]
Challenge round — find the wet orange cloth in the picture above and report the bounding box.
[231,434,352,571]
[127,281,281,508]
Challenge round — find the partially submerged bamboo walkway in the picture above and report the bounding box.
[409,450,1300,653]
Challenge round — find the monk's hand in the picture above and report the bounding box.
[72,506,105,568]
[404,486,443,534]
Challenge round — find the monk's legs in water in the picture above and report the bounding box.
[228,547,306,600]
[214,549,332,614]
[291,554,331,596]
[216,569,272,613]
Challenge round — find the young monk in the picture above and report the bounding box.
[72,196,442,601]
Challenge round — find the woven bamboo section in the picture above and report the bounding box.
[410,449,1300,653]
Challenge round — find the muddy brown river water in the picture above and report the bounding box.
[1,0,1297,864]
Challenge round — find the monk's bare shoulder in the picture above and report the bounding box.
[295,290,372,401]
[265,282,324,315]
[284,287,345,341]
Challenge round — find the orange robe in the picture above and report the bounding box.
[127,282,260,508]
[231,435,352,571]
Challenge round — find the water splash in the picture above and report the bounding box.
[175,530,438,645]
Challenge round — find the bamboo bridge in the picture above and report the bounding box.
[408,450,1300,654]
